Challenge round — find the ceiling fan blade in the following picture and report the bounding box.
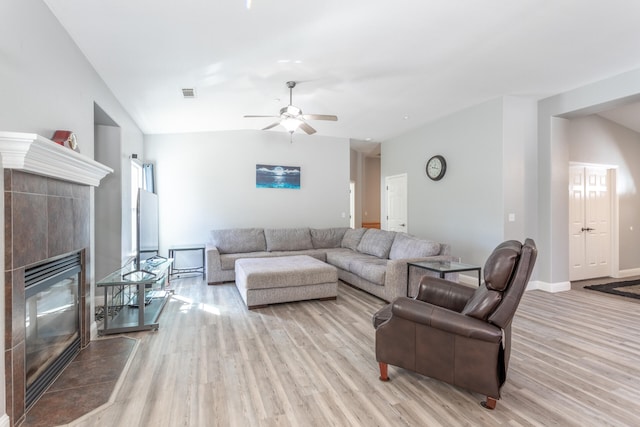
[244,115,279,118]
[262,122,281,131]
[302,114,338,121]
[299,122,317,135]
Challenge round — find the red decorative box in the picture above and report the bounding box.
[51,130,72,146]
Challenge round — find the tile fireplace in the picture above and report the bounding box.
[0,132,112,427]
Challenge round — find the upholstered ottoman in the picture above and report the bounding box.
[235,255,338,309]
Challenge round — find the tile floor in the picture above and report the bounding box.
[22,336,137,427]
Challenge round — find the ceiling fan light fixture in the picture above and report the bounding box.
[281,117,301,132]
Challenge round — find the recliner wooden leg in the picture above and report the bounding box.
[379,362,389,381]
[481,397,497,409]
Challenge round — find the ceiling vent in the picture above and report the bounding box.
[181,88,196,98]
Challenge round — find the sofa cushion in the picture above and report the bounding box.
[210,228,266,254]
[264,228,313,252]
[220,252,271,270]
[349,258,388,286]
[326,249,371,271]
[389,233,441,260]
[356,229,396,259]
[341,228,367,251]
[461,286,503,320]
[310,227,349,249]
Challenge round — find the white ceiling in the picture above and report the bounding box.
[43,0,640,141]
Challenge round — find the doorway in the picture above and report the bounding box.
[349,181,355,229]
[385,174,407,232]
[569,165,615,281]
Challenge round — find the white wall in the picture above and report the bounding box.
[568,115,640,271]
[144,130,350,255]
[0,1,144,422]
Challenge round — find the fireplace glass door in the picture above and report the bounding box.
[24,253,81,408]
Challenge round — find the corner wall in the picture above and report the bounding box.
[382,96,537,269]
[0,1,144,424]
[538,68,640,286]
[568,115,640,271]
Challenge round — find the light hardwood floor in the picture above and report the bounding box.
[71,278,640,426]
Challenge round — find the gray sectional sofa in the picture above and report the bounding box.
[206,227,458,302]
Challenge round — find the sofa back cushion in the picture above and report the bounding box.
[389,233,441,260]
[341,228,367,251]
[210,228,266,254]
[310,227,349,249]
[264,228,314,251]
[356,229,397,259]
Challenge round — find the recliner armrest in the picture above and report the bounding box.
[416,277,476,312]
[390,297,502,343]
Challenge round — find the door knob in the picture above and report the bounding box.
[581,227,595,232]
[400,223,406,227]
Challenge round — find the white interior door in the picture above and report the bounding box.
[569,166,611,281]
[385,174,407,232]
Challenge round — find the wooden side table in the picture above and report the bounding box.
[406,260,481,297]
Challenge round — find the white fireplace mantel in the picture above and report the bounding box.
[0,131,112,186]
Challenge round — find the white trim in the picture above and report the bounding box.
[460,277,572,293]
[0,132,112,186]
[527,280,571,293]
[616,268,640,278]
[458,274,480,286]
[0,414,10,427]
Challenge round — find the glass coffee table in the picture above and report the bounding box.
[406,260,481,297]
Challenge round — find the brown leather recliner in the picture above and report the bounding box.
[373,239,537,409]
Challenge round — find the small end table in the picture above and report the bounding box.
[406,260,481,297]
[168,245,206,280]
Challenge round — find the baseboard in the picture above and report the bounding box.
[527,280,571,293]
[0,413,10,427]
[461,275,571,293]
[617,268,640,278]
[458,274,478,286]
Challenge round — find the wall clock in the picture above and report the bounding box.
[426,155,446,181]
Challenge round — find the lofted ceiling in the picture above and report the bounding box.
[43,0,640,142]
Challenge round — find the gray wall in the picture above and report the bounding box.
[144,130,350,255]
[538,68,640,286]
[382,96,537,269]
[568,115,640,271]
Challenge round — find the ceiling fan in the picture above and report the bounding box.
[244,81,338,135]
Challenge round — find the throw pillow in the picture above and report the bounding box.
[388,233,441,260]
[356,229,396,259]
[341,228,367,251]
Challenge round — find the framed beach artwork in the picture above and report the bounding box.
[256,164,301,189]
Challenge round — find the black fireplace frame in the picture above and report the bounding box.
[24,252,82,409]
